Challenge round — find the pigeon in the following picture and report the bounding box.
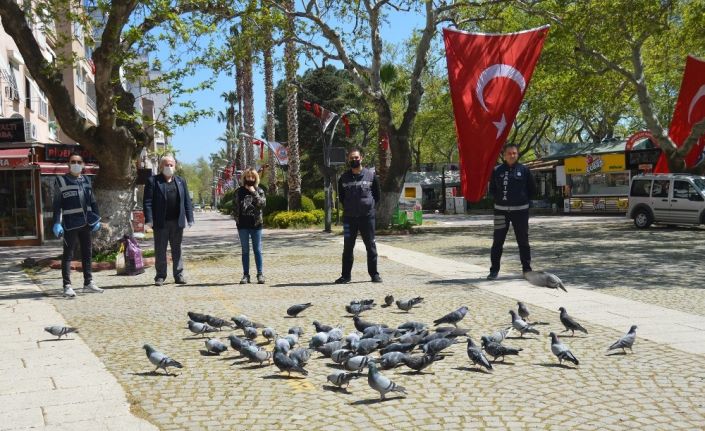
[345,332,361,346]
[344,355,371,372]
[331,349,354,364]
[309,332,329,349]
[312,321,334,333]
[188,320,218,337]
[420,332,448,345]
[231,315,264,329]
[243,347,273,365]
[262,327,277,342]
[367,362,407,400]
[205,338,228,355]
[435,327,470,338]
[288,326,304,336]
[379,351,409,370]
[549,332,579,366]
[351,298,375,306]
[398,330,428,345]
[402,354,443,373]
[382,294,394,308]
[608,325,637,354]
[274,337,291,353]
[397,321,427,332]
[284,333,299,347]
[243,326,259,340]
[143,344,183,375]
[187,311,209,323]
[509,310,540,337]
[362,325,388,339]
[380,343,416,355]
[327,327,344,342]
[466,338,492,371]
[327,370,359,388]
[289,348,313,366]
[481,336,522,362]
[485,328,511,344]
[346,302,375,316]
[517,302,530,322]
[44,325,78,339]
[433,306,469,327]
[395,296,424,312]
[421,338,457,356]
[273,347,308,376]
[316,341,344,358]
[354,338,382,355]
[287,303,313,317]
[206,315,232,329]
[524,271,567,292]
[558,307,588,336]
[353,317,386,332]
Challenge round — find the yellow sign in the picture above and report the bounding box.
[564,154,625,174]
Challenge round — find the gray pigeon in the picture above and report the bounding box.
[231,315,264,329]
[331,349,354,364]
[549,332,579,366]
[353,316,386,332]
[274,337,291,353]
[433,306,469,327]
[382,294,394,308]
[558,307,588,336]
[288,326,305,336]
[402,354,443,373]
[273,347,308,376]
[312,320,333,333]
[466,338,492,371]
[395,296,424,312]
[309,331,329,349]
[367,362,407,400]
[187,311,209,323]
[262,327,277,342]
[243,347,273,365]
[227,334,248,352]
[316,341,344,358]
[354,338,382,355]
[608,325,637,353]
[509,310,540,337]
[205,315,232,329]
[188,320,218,337]
[289,348,313,366]
[44,325,78,339]
[398,330,427,345]
[421,337,457,356]
[346,302,375,316]
[517,302,530,322]
[284,333,299,347]
[243,326,259,340]
[143,344,183,375]
[397,321,427,332]
[345,332,361,346]
[205,338,228,355]
[344,355,371,372]
[327,327,344,342]
[380,343,415,355]
[327,370,359,388]
[287,303,313,317]
[379,351,409,370]
[524,271,567,292]
[481,336,522,362]
[485,328,511,344]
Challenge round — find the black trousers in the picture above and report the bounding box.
[341,215,378,279]
[61,225,93,286]
[490,209,532,273]
[153,219,184,280]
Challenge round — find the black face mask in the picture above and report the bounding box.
[349,160,361,169]
[245,180,255,186]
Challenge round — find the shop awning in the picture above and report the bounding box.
[35,162,99,175]
[0,148,30,169]
[0,148,30,158]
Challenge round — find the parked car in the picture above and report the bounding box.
[193,204,202,212]
[627,173,705,228]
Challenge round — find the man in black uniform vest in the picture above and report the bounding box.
[335,148,382,284]
[487,143,536,280]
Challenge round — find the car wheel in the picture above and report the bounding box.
[633,209,653,229]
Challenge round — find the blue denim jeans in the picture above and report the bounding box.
[238,227,263,276]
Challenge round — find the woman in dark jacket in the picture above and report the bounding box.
[234,168,267,284]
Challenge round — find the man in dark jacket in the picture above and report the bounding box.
[487,144,536,280]
[335,148,382,284]
[52,152,103,297]
[143,155,194,286]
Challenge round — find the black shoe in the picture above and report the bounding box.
[240,275,250,284]
[257,274,265,284]
[335,276,351,284]
[175,277,187,285]
[486,272,498,280]
[371,274,382,283]
[155,278,165,286]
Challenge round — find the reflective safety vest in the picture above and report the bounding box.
[54,175,100,230]
[340,168,376,217]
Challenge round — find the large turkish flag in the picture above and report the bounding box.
[443,26,549,202]
[654,56,705,173]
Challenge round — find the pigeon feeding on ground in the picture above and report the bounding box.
[228,335,254,353]
[549,332,579,366]
[367,362,407,400]
[481,336,522,362]
[273,347,308,376]
[517,302,530,322]
[287,303,313,317]
[433,306,469,327]
[309,332,329,349]
[331,349,354,364]
[379,351,409,370]
[187,311,209,323]
[317,341,344,358]
[274,337,291,353]
[524,271,567,292]
[396,297,424,312]
[327,370,359,388]
[205,338,228,355]
[509,310,540,337]
[44,325,78,339]
[397,321,427,333]
[206,316,232,329]
[380,343,416,355]
[382,294,394,308]
[353,317,387,332]
[243,347,273,365]
[421,337,457,356]
[485,328,511,344]
[289,348,313,366]
[143,344,183,375]
[466,338,492,372]
[288,326,304,336]
[243,326,259,340]
[608,325,637,354]
[231,315,264,329]
[344,355,372,372]
[312,321,334,333]
[327,327,344,342]
[346,302,375,316]
[558,307,588,336]
[402,354,443,373]
[188,320,219,337]
[262,327,277,342]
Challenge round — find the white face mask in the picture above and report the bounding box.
[69,164,83,175]
[162,166,175,177]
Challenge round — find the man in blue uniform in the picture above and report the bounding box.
[335,148,382,284]
[52,152,103,297]
[487,144,536,280]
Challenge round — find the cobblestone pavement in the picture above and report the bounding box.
[385,216,705,317]
[23,213,705,430]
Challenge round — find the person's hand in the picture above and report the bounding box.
[52,223,64,238]
[247,185,256,193]
[91,222,101,232]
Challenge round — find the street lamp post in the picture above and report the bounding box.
[323,108,358,233]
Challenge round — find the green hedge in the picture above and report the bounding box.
[265,209,325,228]
[301,195,316,211]
[263,194,288,216]
[312,191,325,209]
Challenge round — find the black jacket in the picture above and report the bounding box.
[234,186,266,228]
[143,174,194,229]
[488,162,535,208]
[338,168,380,217]
[52,174,100,231]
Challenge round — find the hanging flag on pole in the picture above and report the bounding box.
[303,99,338,133]
[654,55,705,173]
[443,25,549,202]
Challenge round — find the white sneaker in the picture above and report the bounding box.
[83,281,104,293]
[63,285,76,298]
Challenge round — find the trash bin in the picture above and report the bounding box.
[453,197,466,214]
[413,210,423,225]
[392,207,408,226]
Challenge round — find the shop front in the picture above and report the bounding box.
[563,153,631,214]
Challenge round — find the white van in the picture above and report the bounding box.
[628,174,705,228]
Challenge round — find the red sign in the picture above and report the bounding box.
[0,157,29,168]
[625,130,655,151]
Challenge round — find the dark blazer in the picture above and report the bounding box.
[143,174,194,229]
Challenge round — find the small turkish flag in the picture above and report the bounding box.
[443,26,549,202]
[654,56,705,173]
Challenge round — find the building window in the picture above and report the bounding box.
[25,77,32,110]
[75,68,86,93]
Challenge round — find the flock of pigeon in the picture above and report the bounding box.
[43,270,638,401]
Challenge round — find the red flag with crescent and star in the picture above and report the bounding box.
[443,26,549,202]
[654,56,705,173]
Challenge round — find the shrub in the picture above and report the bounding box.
[301,195,315,212]
[312,190,325,209]
[218,189,236,215]
[264,194,288,216]
[271,211,317,228]
[311,209,324,224]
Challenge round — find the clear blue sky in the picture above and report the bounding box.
[171,12,426,164]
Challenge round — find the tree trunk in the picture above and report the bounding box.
[285,0,301,210]
[235,59,247,170]
[375,110,411,228]
[242,55,256,167]
[264,44,278,195]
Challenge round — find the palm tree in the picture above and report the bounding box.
[264,38,278,195]
[284,0,301,209]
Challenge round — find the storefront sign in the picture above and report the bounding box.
[564,153,625,174]
[0,157,30,168]
[0,118,26,143]
[44,144,97,163]
[625,130,655,151]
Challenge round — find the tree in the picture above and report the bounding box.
[283,0,302,209]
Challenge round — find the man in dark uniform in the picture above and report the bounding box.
[335,148,382,284]
[143,155,194,286]
[52,152,103,297]
[487,143,536,280]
